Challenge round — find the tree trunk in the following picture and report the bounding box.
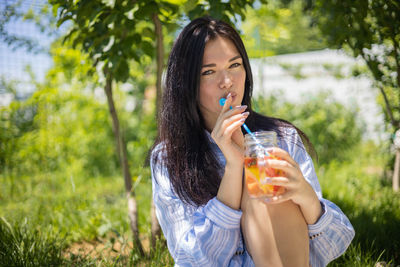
[150,12,163,249]
[393,149,400,192]
[153,13,164,115]
[361,53,399,128]
[103,69,144,256]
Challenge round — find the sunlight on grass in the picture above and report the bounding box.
[1,141,399,265]
[320,143,400,265]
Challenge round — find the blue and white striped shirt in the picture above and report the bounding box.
[151,127,354,267]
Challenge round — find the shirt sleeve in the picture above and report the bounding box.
[283,128,355,267]
[150,147,243,267]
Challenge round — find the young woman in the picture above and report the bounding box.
[151,16,354,267]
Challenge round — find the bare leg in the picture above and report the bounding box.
[241,191,283,267]
[241,188,309,267]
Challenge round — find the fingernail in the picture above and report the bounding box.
[240,118,246,122]
[227,93,232,98]
[242,111,250,116]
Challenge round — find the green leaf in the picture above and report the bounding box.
[141,27,155,39]
[101,0,116,8]
[114,59,130,82]
[141,41,154,57]
[183,0,198,13]
[187,4,206,20]
[161,0,186,5]
[134,1,159,19]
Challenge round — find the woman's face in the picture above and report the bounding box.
[198,36,246,131]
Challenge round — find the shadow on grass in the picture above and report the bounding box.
[328,194,400,266]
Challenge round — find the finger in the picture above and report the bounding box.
[214,93,233,132]
[268,147,299,169]
[221,111,249,130]
[264,176,290,187]
[263,191,294,204]
[223,118,246,138]
[265,159,296,177]
[214,105,247,133]
[221,92,233,112]
[221,105,248,119]
[214,112,248,139]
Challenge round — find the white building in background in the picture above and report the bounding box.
[250,49,385,140]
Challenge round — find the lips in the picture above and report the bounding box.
[225,91,237,100]
[218,91,238,108]
[229,91,237,103]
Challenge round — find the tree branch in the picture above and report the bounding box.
[152,13,164,117]
[377,85,398,128]
[103,67,144,256]
[361,53,399,128]
[390,35,400,117]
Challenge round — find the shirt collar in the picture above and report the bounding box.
[204,130,216,144]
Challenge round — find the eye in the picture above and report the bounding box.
[201,70,214,76]
[230,62,241,68]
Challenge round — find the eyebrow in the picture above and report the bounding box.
[202,55,242,68]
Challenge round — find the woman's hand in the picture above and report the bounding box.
[263,147,323,225]
[211,93,248,165]
[212,93,248,210]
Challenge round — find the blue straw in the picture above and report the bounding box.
[219,98,268,154]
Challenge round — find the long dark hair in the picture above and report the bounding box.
[153,16,315,206]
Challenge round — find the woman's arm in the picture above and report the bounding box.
[308,199,355,266]
[151,152,244,267]
[212,93,248,210]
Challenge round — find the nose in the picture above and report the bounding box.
[219,71,233,89]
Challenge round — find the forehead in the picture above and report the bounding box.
[202,36,240,63]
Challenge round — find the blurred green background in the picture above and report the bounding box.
[1,0,399,266]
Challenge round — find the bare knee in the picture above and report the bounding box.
[241,197,309,267]
[268,201,309,267]
[241,197,283,267]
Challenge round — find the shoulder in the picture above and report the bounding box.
[276,126,300,150]
[277,126,310,163]
[151,142,166,160]
[150,142,172,193]
[150,142,168,172]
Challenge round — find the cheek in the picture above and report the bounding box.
[235,71,246,102]
[238,71,246,85]
[199,79,216,97]
[234,71,246,90]
[199,82,214,106]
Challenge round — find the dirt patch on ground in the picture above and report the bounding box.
[364,166,384,176]
[63,233,150,262]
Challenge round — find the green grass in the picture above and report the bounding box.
[321,143,400,266]
[0,142,399,266]
[0,217,64,266]
[0,167,169,266]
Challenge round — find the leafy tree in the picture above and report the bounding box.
[0,0,59,54]
[0,45,117,178]
[49,0,266,253]
[253,91,364,165]
[309,0,400,190]
[0,78,36,177]
[241,0,327,58]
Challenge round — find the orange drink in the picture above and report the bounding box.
[244,131,286,198]
[244,155,285,198]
